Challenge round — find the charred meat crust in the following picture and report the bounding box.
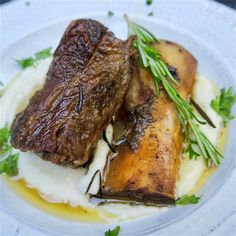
[98,188,175,205]
[11,19,135,167]
[119,91,156,151]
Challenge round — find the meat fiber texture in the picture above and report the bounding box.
[11,19,134,167]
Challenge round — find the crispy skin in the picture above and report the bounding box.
[101,40,197,204]
[11,19,134,167]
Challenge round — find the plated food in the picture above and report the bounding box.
[0,14,235,227]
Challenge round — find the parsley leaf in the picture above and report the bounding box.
[176,195,200,205]
[148,11,154,16]
[15,57,36,69]
[146,0,153,5]
[211,87,236,126]
[108,11,114,17]
[0,81,4,96]
[15,47,53,69]
[105,226,121,236]
[0,126,19,176]
[35,47,52,60]
[0,153,19,176]
[0,126,11,147]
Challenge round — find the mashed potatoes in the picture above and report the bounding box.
[176,75,222,197]
[0,59,223,221]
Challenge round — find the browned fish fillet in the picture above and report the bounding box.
[100,40,197,204]
[11,19,135,167]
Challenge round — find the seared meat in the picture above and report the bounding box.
[11,19,134,167]
[100,40,197,204]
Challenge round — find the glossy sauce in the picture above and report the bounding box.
[4,177,106,222]
[191,126,228,193]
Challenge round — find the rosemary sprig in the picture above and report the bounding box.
[124,15,222,166]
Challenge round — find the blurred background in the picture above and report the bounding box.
[215,0,236,8]
[0,0,236,9]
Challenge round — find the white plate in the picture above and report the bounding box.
[1,0,236,235]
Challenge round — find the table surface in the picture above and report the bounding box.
[0,0,236,236]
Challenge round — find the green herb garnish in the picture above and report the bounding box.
[0,126,19,176]
[176,195,201,205]
[15,57,36,69]
[105,226,120,236]
[211,87,236,126]
[148,11,154,16]
[0,81,3,97]
[35,47,52,60]
[146,0,153,5]
[0,153,19,176]
[25,1,30,6]
[15,47,52,69]
[0,126,11,147]
[185,139,200,160]
[108,11,114,17]
[124,15,222,166]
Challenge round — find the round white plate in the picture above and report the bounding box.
[1,0,236,235]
